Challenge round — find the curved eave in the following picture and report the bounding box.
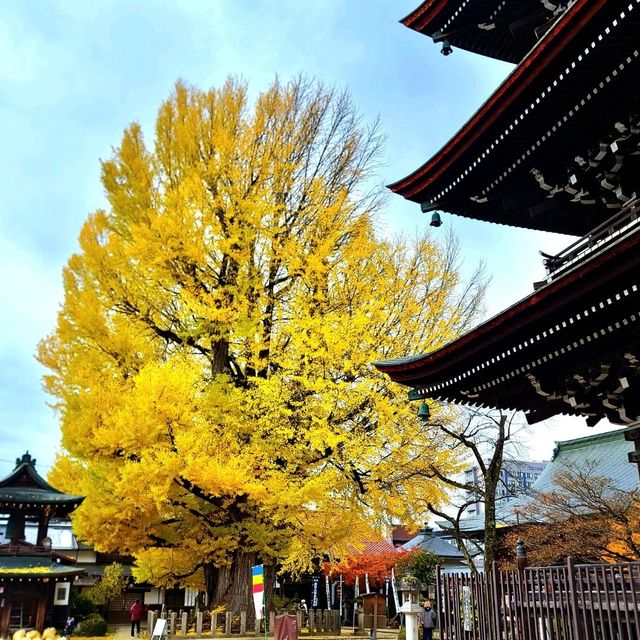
[400,0,447,32]
[401,1,550,63]
[0,568,84,580]
[0,553,85,580]
[389,0,605,200]
[374,226,640,385]
[0,492,84,509]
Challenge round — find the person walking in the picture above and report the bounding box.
[64,615,75,637]
[419,600,437,640]
[130,599,144,637]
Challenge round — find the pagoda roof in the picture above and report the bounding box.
[402,0,560,63]
[374,216,640,426]
[391,0,640,236]
[0,453,83,511]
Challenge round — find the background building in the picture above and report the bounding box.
[463,459,547,517]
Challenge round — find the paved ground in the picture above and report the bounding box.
[109,625,146,640]
[106,625,401,640]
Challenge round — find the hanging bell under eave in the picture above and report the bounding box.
[430,212,442,227]
[417,400,431,422]
[441,40,453,56]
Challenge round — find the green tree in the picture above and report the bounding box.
[89,562,129,606]
[395,548,440,588]
[41,76,485,614]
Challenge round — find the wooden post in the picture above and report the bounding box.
[490,562,501,640]
[567,556,582,640]
[372,598,378,640]
[0,593,11,639]
[515,539,529,640]
[240,611,246,635]
[435,564,442,635]
[35,586,47,632]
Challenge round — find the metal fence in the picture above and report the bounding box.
[435,559,640,639]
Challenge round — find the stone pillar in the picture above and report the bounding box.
[181,612,188,635]
[211,612,218,635]
[225,611,232,635]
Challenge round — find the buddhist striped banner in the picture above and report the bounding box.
[252,564,264,619]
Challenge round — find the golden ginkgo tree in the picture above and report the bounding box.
[40,76,485,611]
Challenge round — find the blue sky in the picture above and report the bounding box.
[0,1,612,477]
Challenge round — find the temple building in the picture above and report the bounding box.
[375,0,640,468]
[0,453,84,636]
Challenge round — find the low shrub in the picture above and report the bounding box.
[70,592,97,619]
[74,614,108,637]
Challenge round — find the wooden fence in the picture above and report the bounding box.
[435,559,640,639]
[147,608,341,637]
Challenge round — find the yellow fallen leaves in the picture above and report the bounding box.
[13,629,58,640]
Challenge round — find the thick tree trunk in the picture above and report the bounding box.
[204,554,276,626]
[264,564,277,612]
[213,550,256,612]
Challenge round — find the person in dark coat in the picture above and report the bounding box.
[418,600,437,640]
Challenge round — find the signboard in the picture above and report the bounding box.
[462,586,472,632]
[151,618,167,640]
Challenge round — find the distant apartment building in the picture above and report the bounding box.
[464,459,548,517]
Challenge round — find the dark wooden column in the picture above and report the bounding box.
[36,506,52,546]
[34,583,49,632]
[0,585,12,638]
[624,426,640,481]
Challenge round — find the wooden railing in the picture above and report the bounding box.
[538,198,640,282]
[436,559,640,639]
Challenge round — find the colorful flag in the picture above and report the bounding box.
[252,564,264,620]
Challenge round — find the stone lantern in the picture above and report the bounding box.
[398,576,424,640]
